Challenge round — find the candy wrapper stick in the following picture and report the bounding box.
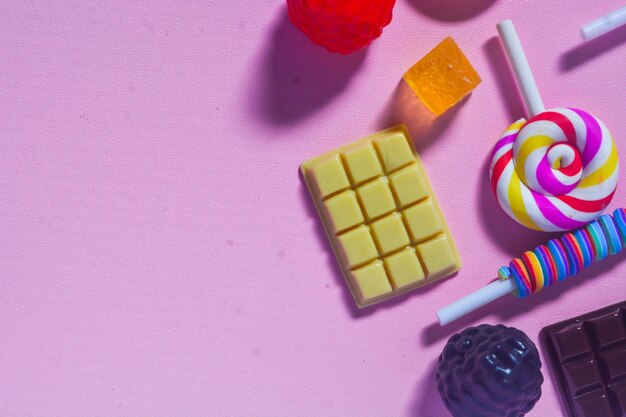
[437,208,626,326]
[437,279,515,325]
[580,6,626,40]
[496,19,545,117]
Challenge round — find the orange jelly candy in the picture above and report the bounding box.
[403,37,481,116]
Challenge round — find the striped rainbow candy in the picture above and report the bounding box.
[490,108,619,232]
[497,208,626,298]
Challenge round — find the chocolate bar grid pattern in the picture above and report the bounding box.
[542,304,626,417]
[301,127,460,307]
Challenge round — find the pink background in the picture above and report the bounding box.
[2,1,626,416]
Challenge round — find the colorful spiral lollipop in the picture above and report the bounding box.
[490,108,619,232]
[490,20,619,232]
[437,208,626,325]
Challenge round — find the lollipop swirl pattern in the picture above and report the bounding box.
[490,108,619,232]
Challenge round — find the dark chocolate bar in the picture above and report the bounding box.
[541,301,626,417]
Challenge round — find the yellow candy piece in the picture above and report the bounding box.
[384,248,425,289]
[403,37,481,116]
[351,261,392,303]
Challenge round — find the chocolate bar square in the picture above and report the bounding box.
[541,301,626,417]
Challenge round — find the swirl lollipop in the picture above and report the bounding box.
[490,20,619,232]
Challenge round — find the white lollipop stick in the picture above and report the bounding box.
[436,279,516,326]
[580,6,626,41]
[496,19,545,118]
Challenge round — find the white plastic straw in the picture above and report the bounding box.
[496,19,545,118]
[580,6,626,41]
[436,279,516,326]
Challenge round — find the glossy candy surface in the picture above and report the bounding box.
[287,0,396,54]
[541,302,626,417]
[437,324,543,417]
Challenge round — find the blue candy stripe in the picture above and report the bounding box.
[561,234,581,276]
[614,208,626,243]
[598,214,622,255]
[587,221,608,261]
[548,239,569,282]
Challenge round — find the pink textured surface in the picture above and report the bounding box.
[1,1,625,416]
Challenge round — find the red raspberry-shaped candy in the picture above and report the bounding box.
[287,0,396,54]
